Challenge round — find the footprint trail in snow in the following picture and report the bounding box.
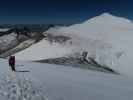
[0,71,48,100]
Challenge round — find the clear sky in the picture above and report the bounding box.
[0,0,133,24]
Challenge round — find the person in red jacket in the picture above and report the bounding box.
[9,55,16,71]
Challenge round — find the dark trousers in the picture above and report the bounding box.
[10,65,16,71]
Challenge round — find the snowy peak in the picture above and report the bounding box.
[99,12,117,18]
[85,12,132,26]
[46,12,133,36]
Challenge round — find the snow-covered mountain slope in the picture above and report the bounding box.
[1,59,133,100]
[15,13,133,77]
[0,32,18,53]
[0,27,31,55]
[0,59,47,100]
[0,28,10,32]
[0,39,36,58]
[0,27,45,57]
[15,39,76,61]
[46,13,133,77]
[46,13,133,37]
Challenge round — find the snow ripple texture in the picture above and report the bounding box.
[0,72,48,100]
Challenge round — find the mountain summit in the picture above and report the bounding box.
[100,12,114,17]
[46,12,133,39]
[85,12,132,26]
[98,12,120,19]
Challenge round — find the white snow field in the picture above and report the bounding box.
[15,39,75,61]
[0,59,47,100]
[15,13,133,77]
[1,58,133,100]
[0,28,10,32]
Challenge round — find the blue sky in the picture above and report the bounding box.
[0,0,132,24]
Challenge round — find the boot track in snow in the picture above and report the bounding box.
[0,71,48,100]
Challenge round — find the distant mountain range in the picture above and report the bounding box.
[0,24,55,57]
